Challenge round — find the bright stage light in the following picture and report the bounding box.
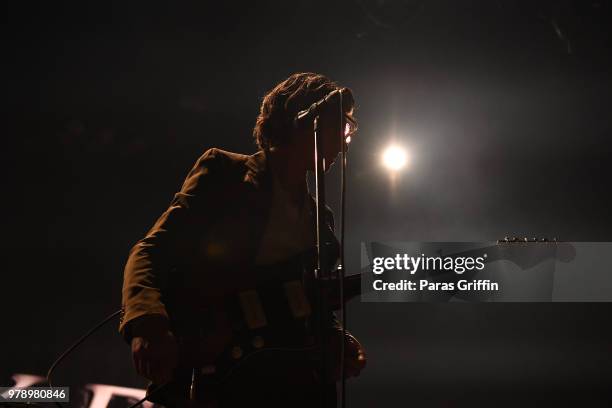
[382,145,407,171]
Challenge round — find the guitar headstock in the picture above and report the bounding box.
[494,236,575,265]
[497,236,559,244]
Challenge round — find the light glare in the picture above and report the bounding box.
[382,145,407,170]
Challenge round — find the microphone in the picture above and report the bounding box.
[293,88,352,129]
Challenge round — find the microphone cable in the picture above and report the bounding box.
[45,309,168,408]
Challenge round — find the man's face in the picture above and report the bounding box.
[318,109,356,170]
[291,104,356,173]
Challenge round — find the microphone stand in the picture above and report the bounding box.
[338,92,348,408]
[311,91,348,408]
[312,114,333,407]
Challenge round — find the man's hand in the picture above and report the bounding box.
[130,315,178,384]
[329,328,367,380]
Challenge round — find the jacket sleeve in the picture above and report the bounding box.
[119,148,223,342]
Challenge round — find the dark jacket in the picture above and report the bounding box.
[120,145,339,333]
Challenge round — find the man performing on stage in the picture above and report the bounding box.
[120,72,366,407]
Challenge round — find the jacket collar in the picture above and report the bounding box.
[244,148,272,190]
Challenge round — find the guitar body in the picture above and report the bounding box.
[154,252,358,407]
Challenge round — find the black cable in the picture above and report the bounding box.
[46,309,171,408]
[126,395,150,408]
[126,383,171,408]
[46,309,121,408]
[47,309,122,389]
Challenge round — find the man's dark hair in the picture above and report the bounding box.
[253,72,353,150]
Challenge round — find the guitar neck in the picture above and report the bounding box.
[321,273,362,310]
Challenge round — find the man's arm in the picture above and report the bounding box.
[120,148,226,384]
[120,148,223,342]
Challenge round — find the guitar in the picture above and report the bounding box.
[154,238,571,405]
[156,251,362,406]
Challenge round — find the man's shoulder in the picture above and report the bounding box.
[189,148,258,181]
[197,147,251,168]
[177,148,254,204]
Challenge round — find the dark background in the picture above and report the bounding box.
[3,1,612,406]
